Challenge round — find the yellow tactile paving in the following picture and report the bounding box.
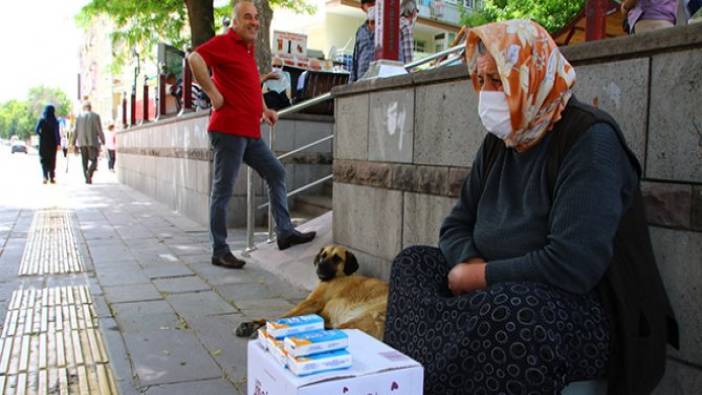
[0,287,118,394]
[19,210,85,276]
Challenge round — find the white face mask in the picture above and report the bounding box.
[478,90,512,140]
[272,66,283,72]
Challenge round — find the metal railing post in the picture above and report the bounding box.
[242,166,257,256]
[267,124,275,243]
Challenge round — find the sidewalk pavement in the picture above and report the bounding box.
[0,153,311,394]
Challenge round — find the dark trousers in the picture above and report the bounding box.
[209,132,293,257]
[40,151,57,181]
[108,149,116,170]
[384,246,610,395]
[80,146,99,181]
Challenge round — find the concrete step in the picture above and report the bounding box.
[245,211,332,292]
[291,193,332,219]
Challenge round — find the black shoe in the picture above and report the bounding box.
[211,252,246,269]
[277,230,316,250]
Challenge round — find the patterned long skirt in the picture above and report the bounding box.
[383,246,609,395]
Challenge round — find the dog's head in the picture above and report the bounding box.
[313,245,359,281]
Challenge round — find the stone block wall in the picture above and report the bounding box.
[332,23,702,392]
[117,112,333,227]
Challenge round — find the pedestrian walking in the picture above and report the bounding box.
[70,102,105,184]
[349,0,376,82]
[399,0,418,64]
[60,134,68,158]
[105,123,117,172]
[35,105,61,184]
[187,0,316,270]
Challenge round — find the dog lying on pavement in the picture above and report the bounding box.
[235,245,389,340]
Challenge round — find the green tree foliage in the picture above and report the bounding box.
[460,0,586,33]
[77,0,315,74]
[0,87,71,140]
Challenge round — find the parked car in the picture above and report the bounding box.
[11,141,27,154]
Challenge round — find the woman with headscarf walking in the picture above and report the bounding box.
[35,104,61,184]
[383,20,678,394]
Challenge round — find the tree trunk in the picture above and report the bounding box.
[253,0,273,74]
[185,0,215,49]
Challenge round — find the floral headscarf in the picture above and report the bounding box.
[465,19,576,151]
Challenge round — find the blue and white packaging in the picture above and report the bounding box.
[270,339,289,368]
[257,327,271,350]
[287,349,352,376]
[284,329,349,357]
[266,314,325,339]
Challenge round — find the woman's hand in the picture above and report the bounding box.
[447,258,487,296]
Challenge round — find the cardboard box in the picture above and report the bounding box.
[248,329,424,395]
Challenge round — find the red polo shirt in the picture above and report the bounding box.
[196,29,263,138]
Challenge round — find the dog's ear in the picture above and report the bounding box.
[343,250,359,275]
[313,248,324,266]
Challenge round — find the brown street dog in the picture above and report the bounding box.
[235,245,389,340]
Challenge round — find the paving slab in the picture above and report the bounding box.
[153,276,210,294]
[145,379,241,395]
[104,283,162,304]
[112,300,181,333]
[190,263,260,286]
[141,263,195,279]
[166,291,237,319]
[99,317,140,394]
[123,329,221,386]
[233,297,295,312]
[215,282,276,304]
[97,267,152,287]
[187,314,251,385]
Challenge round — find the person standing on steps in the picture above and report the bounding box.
[188,0,316,270]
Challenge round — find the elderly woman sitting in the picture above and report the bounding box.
[383,20,678,395]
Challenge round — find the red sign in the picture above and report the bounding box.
[374,0,400,61]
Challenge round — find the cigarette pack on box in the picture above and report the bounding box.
[284,329,349,357]
[269,338,289,368]
[266,314,325,339]
[257,327,271,350]
[287,349,353,377]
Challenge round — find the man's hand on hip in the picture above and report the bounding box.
[262,109,278,126]
[210,90,224,110]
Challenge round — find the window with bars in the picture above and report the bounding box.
[463,0,483,9]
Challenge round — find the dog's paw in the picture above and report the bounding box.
[235,321,264,338]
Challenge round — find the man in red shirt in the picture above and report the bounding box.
[188,0,315,269]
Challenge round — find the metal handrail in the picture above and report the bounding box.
[278,92,332,117]
[404,44,464,70]
[243,44,466,253]
[257,175,333,210]
[277,135,334,161]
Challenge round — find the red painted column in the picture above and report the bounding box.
[374,0,401,61]
[142,81,150,123]
[585,0,608,41]
[130,91,136,127]
[157,73,166,120]
[121,93,128,129]
[180,54,193,115]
